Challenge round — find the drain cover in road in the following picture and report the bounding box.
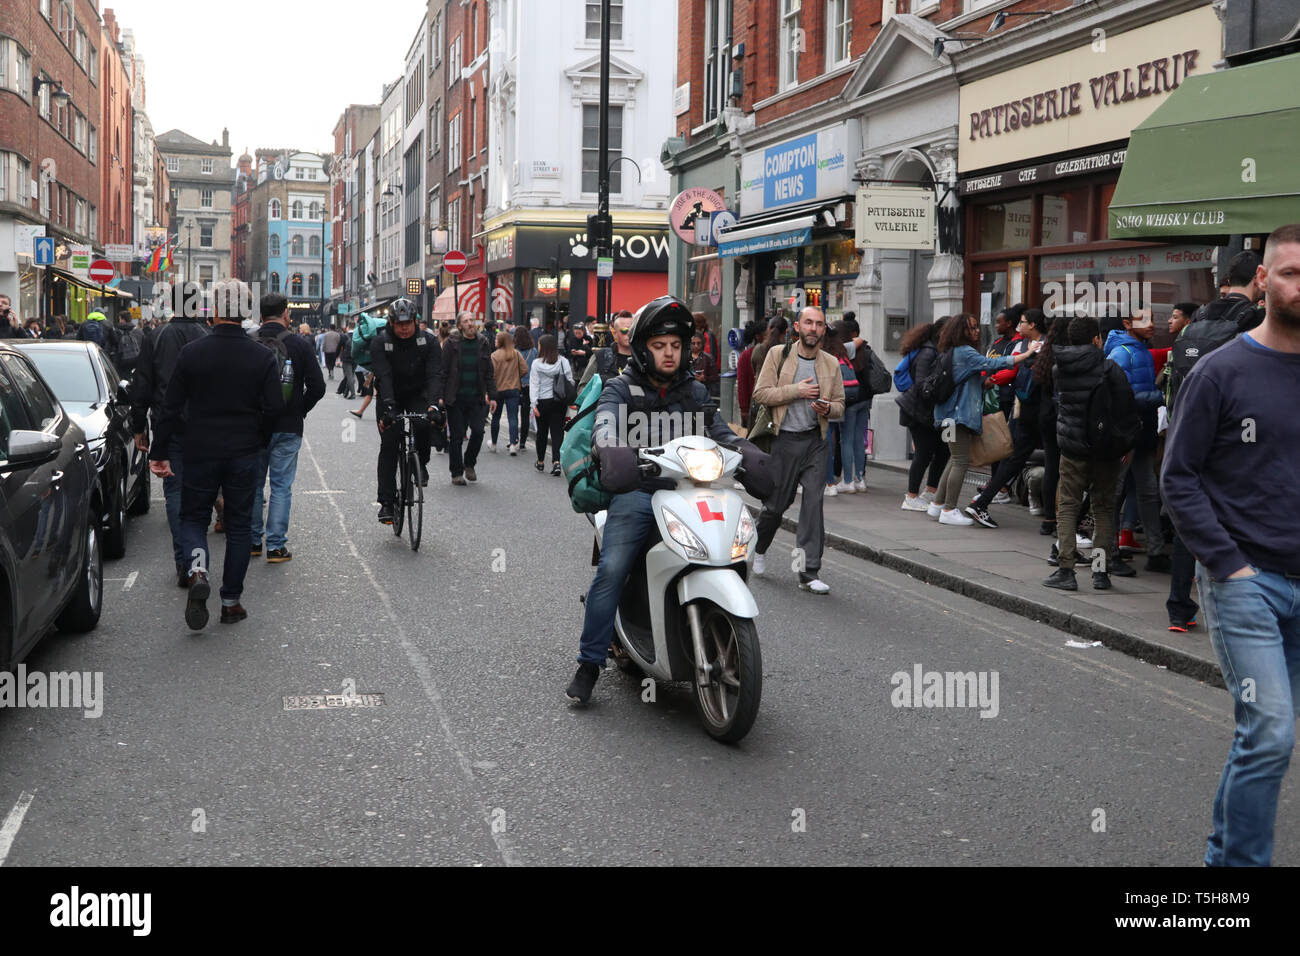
[283,693,385,711]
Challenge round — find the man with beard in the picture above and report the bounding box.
[749,306,845,594]
[1163,223,1300,867]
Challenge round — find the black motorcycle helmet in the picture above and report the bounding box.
[627,295,694,379]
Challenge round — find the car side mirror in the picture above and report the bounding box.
[118,380,131,404]
[5,430,62,469]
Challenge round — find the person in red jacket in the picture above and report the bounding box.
[736,319,766,427]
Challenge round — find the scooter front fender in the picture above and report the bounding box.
[676,567,759,620]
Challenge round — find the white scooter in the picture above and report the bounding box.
[591,434,763,744]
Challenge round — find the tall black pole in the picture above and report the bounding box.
[321,204,327,327]
[593,0,612,329]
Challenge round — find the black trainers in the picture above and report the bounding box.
[266,548,292,563]
[965,505,998,529]
[1039,521,1056,536]
[250,540,263,558]
[377,503,395,525]
[565,662,600,705]
[419,462,429,487]
[535,460,545,472]
[1145,554,1171,573]
[1092,571,1112,590]
[551,462,561,477]
[465,466,477,482]
[220,604,248,624]
[1042,568,1077,591]
[185,572,211,630]
[1109,557,1137,578]
[1047,542,1059,566]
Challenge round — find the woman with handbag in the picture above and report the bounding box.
[931,312,1040,527]
[529,334,573,476]
[895,319,948,510]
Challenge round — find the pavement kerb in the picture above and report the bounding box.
[776,514,1225,689]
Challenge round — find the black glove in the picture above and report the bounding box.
[427,405,446,428]
[597,444,641,495]
[380,402,396,427]
[734,439,775,501]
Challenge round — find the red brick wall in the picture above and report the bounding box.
[100,9,133,252]
[0,0,102,243]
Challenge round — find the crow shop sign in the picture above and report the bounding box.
[740,121,858,216]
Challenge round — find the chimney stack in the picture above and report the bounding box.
[222,127,230,149]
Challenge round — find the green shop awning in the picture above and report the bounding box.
[1108,51,1300,240]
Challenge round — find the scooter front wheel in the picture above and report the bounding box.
[691,602,762,744]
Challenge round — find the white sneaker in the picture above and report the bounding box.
[921,490,936,503]
[927,502,943,519]
[825,484,838,497]
[991,490,1012,505]
[1076,534,1093,550]
[799,578,831,595]
[508,443,518,456]
[1028,494,1041,515]
[902,495,929,512]
[752,553,766,575]
[853,478,867,493]
[835,481,855,494]
[940,508,975,526]
[488,442,498,453]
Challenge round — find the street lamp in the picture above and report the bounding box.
[32,76,72,101]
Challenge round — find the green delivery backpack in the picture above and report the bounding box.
[351,313,388,368]
[560,373,613,514]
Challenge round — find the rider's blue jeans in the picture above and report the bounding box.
[578,490,657,666]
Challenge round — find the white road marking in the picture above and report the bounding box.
[0,791,36,866]
[123,570,138,591]
[300,438,520,866]
[300,490,348,495]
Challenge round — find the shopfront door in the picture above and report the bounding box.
[971,259,1026,348]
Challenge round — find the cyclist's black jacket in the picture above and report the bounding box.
[370,327,441,408]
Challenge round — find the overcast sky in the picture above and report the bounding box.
[103,0,423,161]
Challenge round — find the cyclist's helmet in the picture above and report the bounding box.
[627,295,694,378]
[390,298,418,323]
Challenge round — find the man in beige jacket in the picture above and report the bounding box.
[750,306,845,594]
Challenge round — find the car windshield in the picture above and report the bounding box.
[21,350,100,404]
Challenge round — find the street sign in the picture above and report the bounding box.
[406,278,422,295]
[88,260,115,283]
[596,257,614,279]
[443,250,468,275]
[104,243,133,262]
[15,225,45,256]
[34,237,56,265]
[710,210,738,245]
[69,244,91,275]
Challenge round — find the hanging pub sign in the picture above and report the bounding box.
[854,187,935,250]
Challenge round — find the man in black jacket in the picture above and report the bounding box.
[435,314,498,485]
[578,309,634,388]
[370,298,441,522]
[131,290,210,585]
[150,281,283,629]
[249,293,326,563]
[1043,316,1139,592]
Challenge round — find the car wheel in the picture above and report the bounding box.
[126,454,150,516]
[56,516,103,633]
[104,467,127,560]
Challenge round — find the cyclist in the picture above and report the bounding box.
[564,296,772,705]
[370,298,441,525]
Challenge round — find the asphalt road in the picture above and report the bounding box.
[1,386,1294,866]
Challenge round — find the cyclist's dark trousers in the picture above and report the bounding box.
[376,399,431,505]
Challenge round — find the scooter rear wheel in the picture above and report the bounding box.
[690,602,761,744]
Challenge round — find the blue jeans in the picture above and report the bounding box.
[578,491,657,665]
[839,401,870,483]
[179,452,261,601]
[250,433,303,550]
[161,433,186,572]
[1198,564,1300,866]
[825,422,841,485]
[490,388,521,446]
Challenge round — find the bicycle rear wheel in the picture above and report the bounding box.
[405,451,423,551]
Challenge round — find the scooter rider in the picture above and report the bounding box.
[565,296,771,705]
[370,298,442,525]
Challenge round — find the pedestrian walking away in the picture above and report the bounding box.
[249,292,325,563]
[130,289,210,586]
[1163,223,1300,868]
[488,330,528,455]
[529,334,573,476]
[514,326,537,453]
[435,314,499,484]
[148,280,284,628]
[750,306,845,594]
[322,325,341,380]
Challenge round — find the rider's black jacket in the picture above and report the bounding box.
[370,327,441,409]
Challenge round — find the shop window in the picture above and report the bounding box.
[1041,186,1092,247]
[585,0,622,41]
[973,198,1033,251]
[1099,182,1119,240]
[826,239,861,275]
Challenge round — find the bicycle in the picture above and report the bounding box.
[388,412,430,551]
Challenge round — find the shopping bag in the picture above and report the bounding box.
[970,412,1013,467]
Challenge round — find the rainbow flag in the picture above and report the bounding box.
[146,244,174,273]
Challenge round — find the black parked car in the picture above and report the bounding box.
[13,341,150,559]
[0,342,101,671]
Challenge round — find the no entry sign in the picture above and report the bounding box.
[443,250,467,275]
[88,259,115,283]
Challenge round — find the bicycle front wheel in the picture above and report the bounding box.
[405,451,423,551]
[393,455,407,537]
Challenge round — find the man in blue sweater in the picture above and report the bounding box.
[1105,308,1167,570]
[1163,223,1300,867]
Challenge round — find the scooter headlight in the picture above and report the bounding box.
[678,446,724,483]
[731,505,755,560]
[662,508,709,560]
